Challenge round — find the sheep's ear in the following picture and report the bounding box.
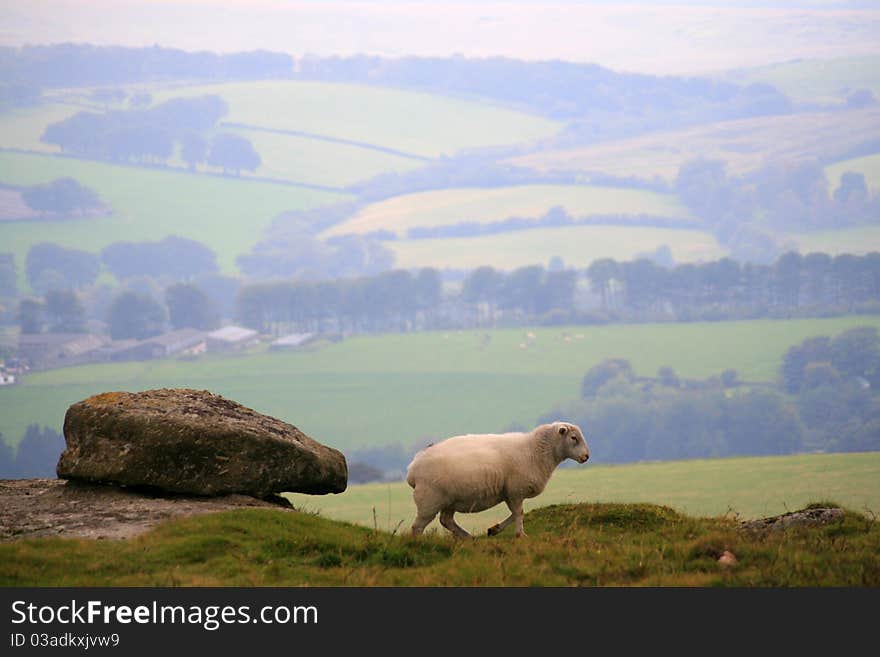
[558,424,568,435]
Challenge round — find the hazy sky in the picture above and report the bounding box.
[2,1,880,74]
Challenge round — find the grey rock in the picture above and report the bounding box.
[57,388,347,497]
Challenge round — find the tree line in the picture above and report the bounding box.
[42,95,261,174]
[0,44,292,89]
[0,425,64,479]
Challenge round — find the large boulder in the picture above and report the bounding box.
[57,388,347,497]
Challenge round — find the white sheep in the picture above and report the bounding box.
[406,421,590,538]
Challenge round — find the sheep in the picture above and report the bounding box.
[406,421,590,538]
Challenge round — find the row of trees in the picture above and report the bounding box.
[23,237,219,295]
[18,282,221,339]
[41,95,261,174]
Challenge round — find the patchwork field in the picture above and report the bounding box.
[323,184,694,238]
[511,107,880,182]
[152,80,562,159]
[3,316,879,451]
[388,224,724,270]
[288,451,880,532]
[0,151,348,284]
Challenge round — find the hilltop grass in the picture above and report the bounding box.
[323,185,694,238]
[2,317,880,449]
[386,224,724,270]
[288,452,880,533]
[0,151,347,284]
[151,80,562,159]
[1,501,877,587]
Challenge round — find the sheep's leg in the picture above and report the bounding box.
[440,508,472,539]
[487,513,514,537]
[509,499,527,538]
[411,511,437,536]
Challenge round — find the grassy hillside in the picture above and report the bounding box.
[725,56,880,105]
[825,153,880,194]
[1,500,877,586]
[288,452,880,532]
[323,184,694,238]
[511,107,880,181]
[0,102,81,152]
[387,224,724,270]
[0,151,347,283]
[152,80,562,159]
[2,317,879,450]
[225,126,425,187]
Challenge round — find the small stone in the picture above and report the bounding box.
[718,550,738,566]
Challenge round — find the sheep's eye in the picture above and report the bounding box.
[570,435,578,442]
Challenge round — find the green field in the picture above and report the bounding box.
[0,151,347,284]
[825,153,880,194]
[787,226,880,256]
[388,224,724,270]
[226,126,424,187]
[152,80,562,159]
[289,452,880,532]
[725,56,880,105]
[2,316,879,451]
[0,102,81,152]
[323,184,694,238]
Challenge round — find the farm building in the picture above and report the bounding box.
[16,333,108,370]
[269,332,315,351]
[93,329,207,363]
[206,326,260,352]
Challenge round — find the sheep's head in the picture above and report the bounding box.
[551,421,590,464]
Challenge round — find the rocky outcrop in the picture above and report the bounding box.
[739,506,846,533]
[0,478,294,541]
[57,388,347,497]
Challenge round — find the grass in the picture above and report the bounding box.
[0,102,81,152]
[322,184,694,238]
[511,107,880,182]
[2,316,880,449]
[825,153,880,194]
[1,499,877,586]
[288,452,880,532]
[387,224,725,270]
[724,56,880,105]
[786,226,880,257]
[225,126,425,187]
[0,151,348,283]
[151,80,562,159]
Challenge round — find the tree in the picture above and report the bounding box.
[180,132,207,171]
[0,253,16,297]
[45,289,86,333]
[833,172,869,205]
[780,336,832,393]
[586,258,620,310]
[582,358,634,398]
[830,326,880,386]
[22,178,102,215]
[101,236,218,282]
[208,133,261,175]
[15,425,65,478]
[107,291,166,340]
[165,283,220,330]
[17,298,45,334]
[25,243,100,293]
[723,390,803,456]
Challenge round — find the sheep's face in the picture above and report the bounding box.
[554,422,590,464]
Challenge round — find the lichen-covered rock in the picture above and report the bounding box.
[57,389,347,497]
